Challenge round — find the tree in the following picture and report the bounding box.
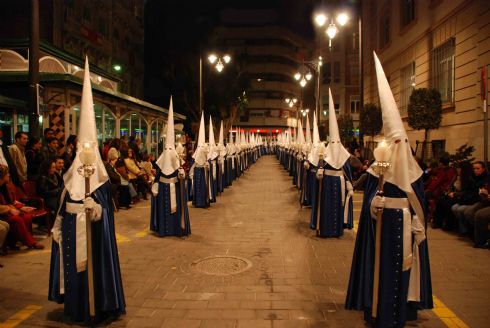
[337,114,354,144]
[359,103,382,152]
[407,88,442,161]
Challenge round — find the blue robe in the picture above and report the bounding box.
[226,156,234,185]
[192,166,209,208]
[150,170,191,237]
[208,159,218,202]
[218,159,226,192]
[309,162,353,237]
[48,182,125,324]
[308,164,320,228]
[345,173,433,327]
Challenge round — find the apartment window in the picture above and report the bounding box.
[380,16,390,47]
[401,0,416,27]
[82,6,91,24]
[350,95,360,114]
[333,61,341,83]
[322,62,332,84]
[431,38,455,103]
[322,98,340,116]
[400,62,416,114]
[322,62,341,84]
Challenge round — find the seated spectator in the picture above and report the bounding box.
[41,137,59,167]
[63,135,77,169]
[54,156,66,176]
[432,161,472,230]
[9,131,29,184]
[122,148,150,200]
[37,159,63,212]
[105,150,131,209]
[25,136,44,181]
[0,165,44,249]
[0,220,9,255]
[425,157,456,221]
[473,201,490,249]
[451,161,489,236]
[139,153,156,182]
[42,128,54,146]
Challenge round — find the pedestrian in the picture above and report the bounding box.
[0,129,21,187]
[345,53,433,327]
[310,88,354,238]
[189,113,210,208]
[150,97,190,237]
[207,117,219,203]
[48,57,125,324]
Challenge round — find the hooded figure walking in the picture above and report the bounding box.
[310,89,354,237]
[190,113,210,208]
[345,53,432,327]
[150,97,191,237]
[48,57,125,324]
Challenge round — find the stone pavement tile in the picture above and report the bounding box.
[225,292,256,300]
[271,300,304,309]
[236,319,272,328]
[185,309,222,319]
[208,300,241,309]
[220,309,256,319]
[141,299,176,309]
[134,307,157,317]
[152,309,187,319]
[256,292,287,300]
[240,300,272,309]
[256,309,290,320]
[174,301,208,309]
[272,320,310,328]
[289,309,325,320]
[199,319,237,328]
[163,292,225,301]
[161,318,201,328]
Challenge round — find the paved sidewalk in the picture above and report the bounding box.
[0,156,489,327]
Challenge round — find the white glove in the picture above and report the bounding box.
[83,197,102,221]
[178,168,185,179]
[370,195,385,219]
[304,162,310,169]
[151,182,159,196]
[316,168,324,179]
[412,215,426,245]
[51,215,63,244]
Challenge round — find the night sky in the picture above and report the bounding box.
[143,0,359,118]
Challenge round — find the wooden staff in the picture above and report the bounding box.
[371,162,390,319]
[179,171,186,234]
[315,158,324,234]
[84,169,95,322]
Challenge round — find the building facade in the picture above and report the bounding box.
[215,9,312,136]
[362,0,490,160]
[0,0,183,154]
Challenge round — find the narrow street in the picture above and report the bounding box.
[0,156,489,327]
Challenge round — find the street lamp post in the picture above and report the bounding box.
[199,53,231,114]
[314,11,349,123]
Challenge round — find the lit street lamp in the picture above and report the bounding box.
[314,12,349,50]
[200,53,231,114]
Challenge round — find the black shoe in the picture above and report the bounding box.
[474,241,490,249]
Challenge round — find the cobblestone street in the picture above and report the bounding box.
[0,156,489,327]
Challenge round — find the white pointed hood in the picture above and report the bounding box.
[227,128,235,155]
[218,121,227,157]
[296,119,305,144]
[63,57,108,201]
[308,112,322,165]
[325,88,351,169]
[208,116,218,160]
[368,52,424,219]
[156,96,180,175]
[305,114,312,144]
[192,112,208,165]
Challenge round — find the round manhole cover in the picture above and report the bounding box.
[192,256,252,276]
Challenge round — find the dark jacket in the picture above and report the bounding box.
[459,171,489,205]
[1,141,20,187]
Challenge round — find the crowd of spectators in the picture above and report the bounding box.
[0,128,156,255]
